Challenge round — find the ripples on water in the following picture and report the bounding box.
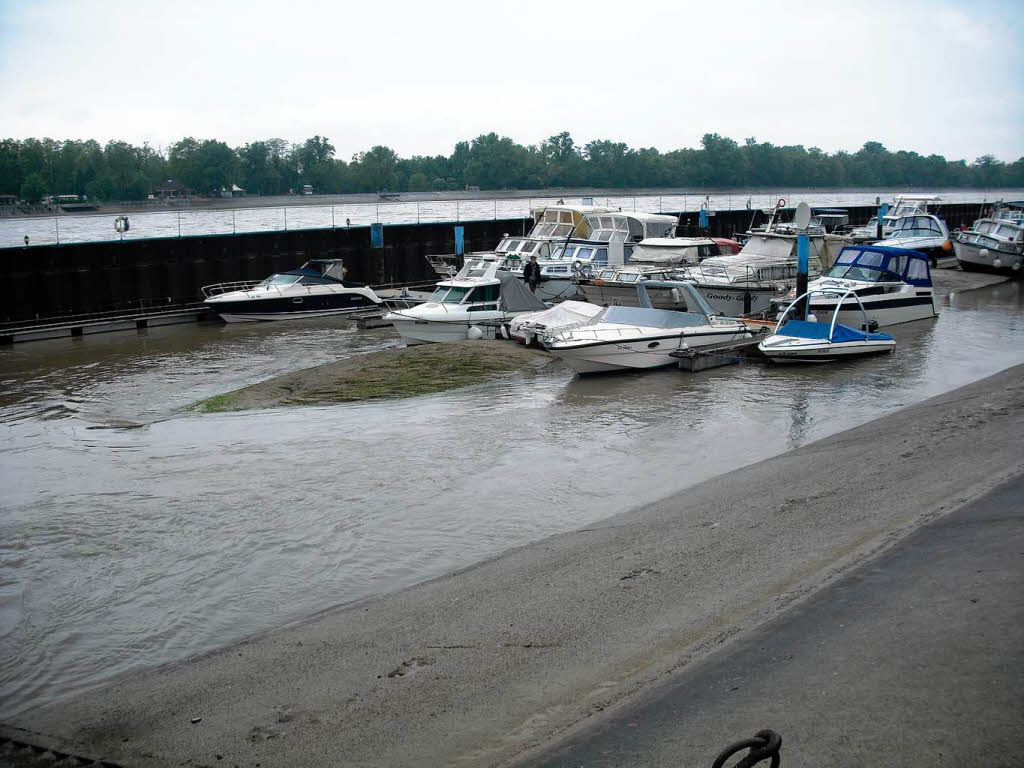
[1,281,1022,717]
[3,188,1022,248]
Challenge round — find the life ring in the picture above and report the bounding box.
[776,198,787,208]
[572,259,583,273]
[593,278,605,286]
[114,215,130,234]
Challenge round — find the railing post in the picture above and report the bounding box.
[232,210,236,234]
[456,201,460,222]
[177,211,181,237]
[284,207,288,230]
[55,216,59,245]
[332,205,335,229]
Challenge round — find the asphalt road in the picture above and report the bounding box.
[521,474,1024,768]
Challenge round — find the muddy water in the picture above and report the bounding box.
[1,280,1022,718]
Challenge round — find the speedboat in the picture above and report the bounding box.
[383,258,546,344]
[501,211,678,302]
[875,213,953,267]
[507,301,603,345]
[759,289,895,363]
[953,202,1024,275]
[541,281,749,374]
[202,259,382,322]
[804,244,939,327]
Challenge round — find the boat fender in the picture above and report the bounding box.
[671,287,681,304]
[942,239,952,251]
[467,325,483,340]
[993,258,1002,269]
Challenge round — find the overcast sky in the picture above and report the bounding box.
[1,0,1021,162]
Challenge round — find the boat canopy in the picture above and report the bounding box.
[827,244,932,287]
[529,205,612,239]
[777,320,892,343]
[597,305,712,329]
[629,237,716,265]
[584,212,676,243]
[887,214,947,238]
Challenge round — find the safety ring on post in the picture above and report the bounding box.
[776,198,787,208]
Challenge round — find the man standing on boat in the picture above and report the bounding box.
[524,255,541,293]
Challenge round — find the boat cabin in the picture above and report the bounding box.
[887,214,949,240]
[260,259,363,288]
[527,205,613,239]
[823,245,932,287]
[628,237,721,266]
[583,212,677,244]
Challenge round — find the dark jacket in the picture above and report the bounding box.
[523,261,541,283]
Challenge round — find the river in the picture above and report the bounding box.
[1,278,1022,719]
[2,188,1022,249]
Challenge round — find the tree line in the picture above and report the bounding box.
[2,132,1021,204]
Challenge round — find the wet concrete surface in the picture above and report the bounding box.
[520,475,1024,768]
[3,364,1022,768]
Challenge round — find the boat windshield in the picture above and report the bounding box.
[261,274,301,286]
[430,286,473,303]
[891,216,944,238]
[824,263,902,283]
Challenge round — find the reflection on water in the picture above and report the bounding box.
[1,281,1022,718]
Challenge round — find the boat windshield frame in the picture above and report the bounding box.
[260,274,302,287]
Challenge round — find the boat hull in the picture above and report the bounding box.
[759,335,895,363]
[806,293,937,328]
[692,283,777,316]
[548,328,748,374]
[205,292,380,322]
[953,239,1024,275]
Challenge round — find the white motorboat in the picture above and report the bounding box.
[875,213,953,267]
[507,301,603,345]
[759,289,895,363]
[953,202,1024,275]
[804,244,939,328]
[383,258,546,344]
[849,195,941,240]
[575,266,681,309]
[677,234,825,317]
[202,259,382,322]
[541,282,749,374]
[502,211,678,302]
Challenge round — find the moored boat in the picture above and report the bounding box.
[541,282,749,374]
[804,244,939,327]
[953,202,1024,275]
[383,258,546,344]
[202,259,382,322]
[759,288,895,363]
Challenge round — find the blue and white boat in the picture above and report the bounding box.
[759,288,895,363]
[805,245,938,328]
[202,259,382,322]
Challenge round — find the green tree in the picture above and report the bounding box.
[20,171,48,203]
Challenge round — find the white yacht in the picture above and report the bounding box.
[677,234,825,317]
[541,282,749,374]
[202,260,382,322]
[953,202,1024,274]
[383,258,546,344]
[502,211,678,302]
[875,213,953,267]
[849,195,941,240]
[804,244,939,328]
[575,266,680,309]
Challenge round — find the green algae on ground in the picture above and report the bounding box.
[193,340,552,412]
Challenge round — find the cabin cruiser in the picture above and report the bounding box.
[759,289,895,363]
[575,266,681,309]
[507,301,603,345]
[953,202,1024,274]
[383,258,546,344]
[849,195,940,240]
[202,259,382,322]
[425,204,613,276]
[541,282,749,374]
[803,244,938,328]
[676,233,826,316]
[501,211,678,302]
[875,214,953,267]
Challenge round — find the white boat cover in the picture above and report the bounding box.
[508,301,603,337]
[498,270,548,312]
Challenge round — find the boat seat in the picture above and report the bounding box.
[778,320,893,342]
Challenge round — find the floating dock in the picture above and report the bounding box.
[0,305,209,345]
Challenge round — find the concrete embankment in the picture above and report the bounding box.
[4,365,1024,767]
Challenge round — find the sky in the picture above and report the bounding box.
[1,0,1021,162]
